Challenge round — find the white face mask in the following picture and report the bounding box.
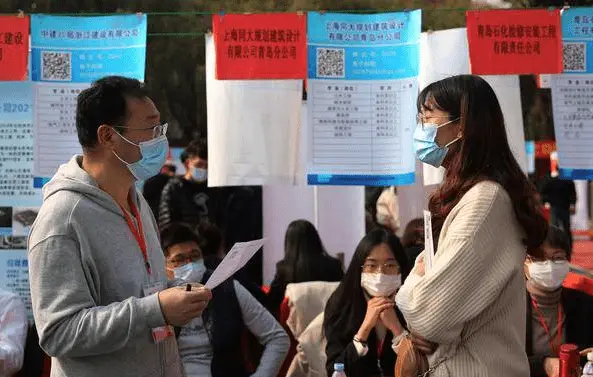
[528,260,569,290]
[361,273,402,297]
[169,260,206,283]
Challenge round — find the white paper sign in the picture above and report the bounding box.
[205,35,303,187]
[205,238,266,289]
[419,28,527,186]
[423,210,434,271]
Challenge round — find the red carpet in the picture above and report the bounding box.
[572,240,593,271]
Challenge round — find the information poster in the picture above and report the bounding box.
[549,9,593,178]
[0,82,40,321]
[0,16,29,81]
[550,75,593,179]
[30,14,147,181]
[561,8,593,73]
[212,13,307,79]
[306,11,421,186]
[466,9,562,75]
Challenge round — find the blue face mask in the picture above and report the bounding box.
[413,120,460,168]
[171,260,207,283]
[113,131,169,181]
[192,167,208,182]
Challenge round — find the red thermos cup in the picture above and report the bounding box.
[559,344,580,377]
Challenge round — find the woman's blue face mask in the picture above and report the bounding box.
[413,118,461,168]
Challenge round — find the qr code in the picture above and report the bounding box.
[563,43,587,72]
[41,51,72,81]
[316,48,345,78]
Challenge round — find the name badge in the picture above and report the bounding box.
[143,281,174,343]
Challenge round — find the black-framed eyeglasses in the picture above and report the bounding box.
[116,122,168,139]
[167,248,202,268]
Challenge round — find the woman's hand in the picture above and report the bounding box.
[410,332,437,355]
[543,357,559,377]
[414,255,425,277]
[356,297,394,341]
[379,307,403,335]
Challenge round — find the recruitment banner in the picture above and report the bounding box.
[212,13,307,79]
[466,9,562,75]
[0,82,40,322]
[0,16,29,81]
[30,14,147,181]
[550,75,593,179]
[306,10,421,186]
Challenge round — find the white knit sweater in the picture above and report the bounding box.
[396,181,529,377]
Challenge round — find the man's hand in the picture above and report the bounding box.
[411,332,437,355]
[158,285,211,326]
[543,357,559,377]
[570,204,576,215]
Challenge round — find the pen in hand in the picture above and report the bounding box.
[174,284,193,338]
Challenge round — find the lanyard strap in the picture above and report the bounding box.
[119,200,151,276]
[531,298,563,355]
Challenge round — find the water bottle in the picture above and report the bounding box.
[582,352,593,376]
[332,363,347,377]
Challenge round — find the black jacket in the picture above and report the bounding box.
[526,287,593,377]
[177,270,249,377]
[325,324,399,377]
[158,177,223,229]
[142,173,172,218]
[266,255,343,316]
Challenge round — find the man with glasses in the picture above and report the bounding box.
[160,223,289,377]
[28,76,211,377]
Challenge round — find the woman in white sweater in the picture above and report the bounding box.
[394,75,548,376]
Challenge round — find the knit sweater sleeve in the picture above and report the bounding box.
[395,182,521,344]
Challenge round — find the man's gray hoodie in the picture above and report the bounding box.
[28,156,184,377]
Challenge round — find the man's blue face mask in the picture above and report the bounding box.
[112,128,169,181]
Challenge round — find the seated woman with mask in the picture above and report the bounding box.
[526,225,593,377]
[160,223,290,377]
[323,229,411,377]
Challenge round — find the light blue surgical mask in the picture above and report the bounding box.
[413,119,461,168]
[192,167,208,182]
[171,260,207,283]
[113,131,169,181]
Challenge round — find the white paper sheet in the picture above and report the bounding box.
[418,28,527,186]
[422,210,434,271]
[205,35,303,187]
[205,238,266,290]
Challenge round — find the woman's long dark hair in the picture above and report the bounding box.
[324,229,411,343]
[281,219,331,282]
[418,75,547,257]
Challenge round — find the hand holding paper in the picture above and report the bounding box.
[205,238,266,289]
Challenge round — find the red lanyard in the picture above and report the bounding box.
[119,200,151,276]
[377,338,384,358]
[531,298,563,355]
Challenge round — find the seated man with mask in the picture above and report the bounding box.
[525,225,593,377]
[160,223,289,377]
